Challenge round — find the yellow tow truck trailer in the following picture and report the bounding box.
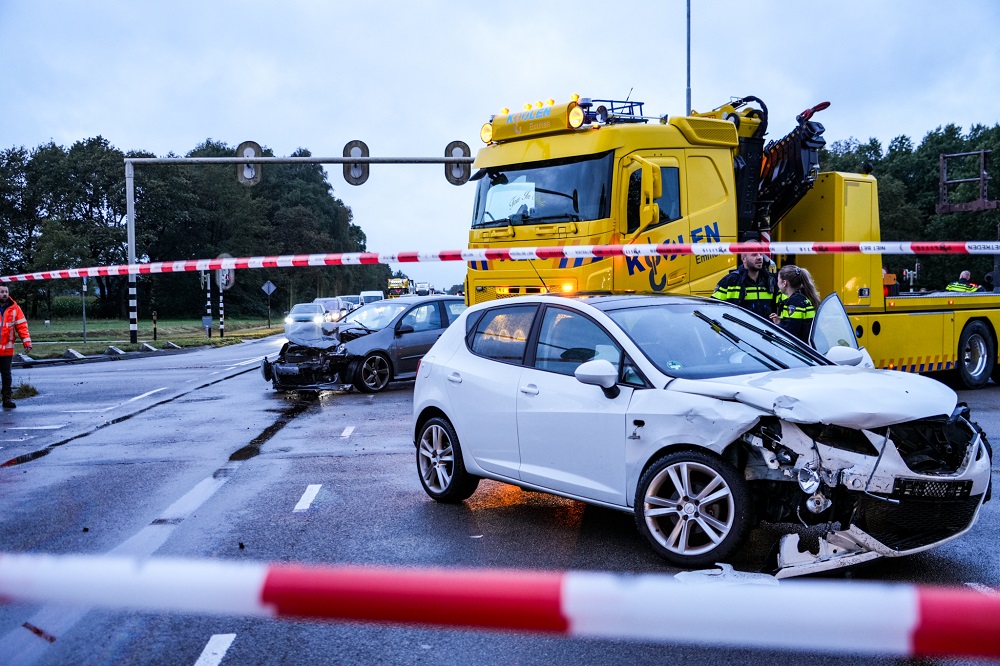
[467,94,1000,388]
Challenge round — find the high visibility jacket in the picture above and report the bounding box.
[945,279,979,293]
[711,267,777,319]
[775,292,815,344]
[0,299,31,356]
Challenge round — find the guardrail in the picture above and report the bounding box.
[1,553,998,660]
[3,241,1000,283]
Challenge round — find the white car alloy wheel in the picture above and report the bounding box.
[636,450,751,567]
[416,417,479,503]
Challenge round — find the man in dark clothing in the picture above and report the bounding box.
[0,285,32,409]
[711,246,777,319]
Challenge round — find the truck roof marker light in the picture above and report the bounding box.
[500,107,509,115]
[523,103,533,110]
[546,99,555,106]
[480,123,493,144]
[570,93,580,102]
[535,101,544,109]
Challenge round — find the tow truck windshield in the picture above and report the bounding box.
[471,152,614,229]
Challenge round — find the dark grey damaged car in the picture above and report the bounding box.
[262,295,467,393]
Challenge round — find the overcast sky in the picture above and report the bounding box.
[2,1,999,290]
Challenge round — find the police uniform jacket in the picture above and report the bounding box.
[0,298,31,357]
[775,292,815,344]
[945,279,979,293]
[711,267,777,318]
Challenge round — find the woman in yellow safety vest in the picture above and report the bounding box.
[769,265,820,344]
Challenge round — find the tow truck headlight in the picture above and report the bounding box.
[480,123,493,143]
[568,103,585,129]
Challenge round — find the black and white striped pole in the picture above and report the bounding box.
[219,285,225,338]
[125,162,138,344]
[204,272,212,338]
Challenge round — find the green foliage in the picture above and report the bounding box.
[820,123,1000,290]
[1,136,391,319]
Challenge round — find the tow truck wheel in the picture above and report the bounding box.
[635,450,751,568]
[353,353,392,393]
[416,416,479,503]
[957,320,996,389]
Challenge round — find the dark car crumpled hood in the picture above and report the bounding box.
[285,321,340,349]
[285,322,376,350]
[666,365,957,429]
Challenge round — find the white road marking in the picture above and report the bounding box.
[341,426,355,438]
[0,463,240,661]
[63,388,168,413]
[232,356,265,367]
[5,425,65,430]
[965,582,1000,596]
[193,634,237,666]
[293,484,322,512]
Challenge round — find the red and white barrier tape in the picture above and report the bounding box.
[1,553,998,659]
[3,241,1000,283]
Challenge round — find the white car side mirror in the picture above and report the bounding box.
[824,345,864,366]
[575,359,620,398]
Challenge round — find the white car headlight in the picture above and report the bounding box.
[313,315,324,324]
[284,316,293,324]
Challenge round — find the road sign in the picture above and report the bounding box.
[261,280,276,295]
[444,140,471,185]
[343,140,369,186]
[236,141,263,186]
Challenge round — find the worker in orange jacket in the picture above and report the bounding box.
[0,285,32,409]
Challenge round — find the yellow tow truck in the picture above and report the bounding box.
[466,94,1000,388]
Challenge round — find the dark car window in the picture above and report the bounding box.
[469,305,538,364]
[533,307,622,376]
[401,303,442,332]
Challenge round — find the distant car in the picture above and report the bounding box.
[340,295,361,311]
[359,290,385,305]
[283,302,326,336]
[412,294,992,578]
[313,297,351,322]
[262,295,468,393]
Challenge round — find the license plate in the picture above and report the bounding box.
[893,478,972,499]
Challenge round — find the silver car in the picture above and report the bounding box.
[263,295,467,393]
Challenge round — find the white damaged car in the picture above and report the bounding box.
[412,294,992,578]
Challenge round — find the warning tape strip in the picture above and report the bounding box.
[3,241,1000,283]
[0,553,998,659]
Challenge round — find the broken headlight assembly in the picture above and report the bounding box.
[798,423,879,457]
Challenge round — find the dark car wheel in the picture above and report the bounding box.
[353,353,392,393]
[957,320,995,389]
[634,449,752,568]
[417,417,479,503]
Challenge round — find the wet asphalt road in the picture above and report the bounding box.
[0,339,997,665]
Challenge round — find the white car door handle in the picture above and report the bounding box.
[447,372,462,384]
[519,384,539,395]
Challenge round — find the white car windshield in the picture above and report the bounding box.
[606,301,827,379]
[342,301,409,330]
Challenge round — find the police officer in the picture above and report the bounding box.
[712,244,777,318]
[769,265,820,344]
[0,285,32,409]
[946,270,980,292]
